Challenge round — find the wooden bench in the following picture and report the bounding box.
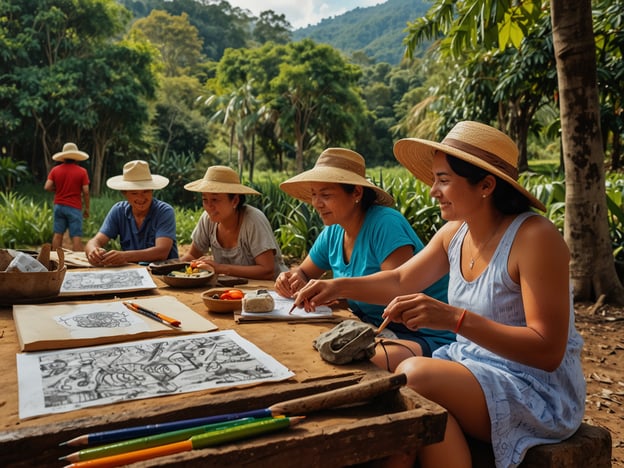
[468,423,612,467]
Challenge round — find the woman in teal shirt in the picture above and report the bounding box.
[275,148,453,371]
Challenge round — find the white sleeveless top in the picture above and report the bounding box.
[434,212,586,468]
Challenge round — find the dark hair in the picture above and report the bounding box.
[340,184,376,210]
[227,193,247,211]
[446,155,530,214]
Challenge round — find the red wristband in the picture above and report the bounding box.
[454,309,467,334]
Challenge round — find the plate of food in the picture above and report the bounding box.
[160,263,215,288]
[201,287,245,313]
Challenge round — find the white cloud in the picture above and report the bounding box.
[226,0,383,29]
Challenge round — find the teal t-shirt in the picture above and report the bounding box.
[309,205,454,351]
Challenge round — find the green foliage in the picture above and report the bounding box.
[4,168,624,263]
[606,174,624,262]
[148,152,202,208]
[0,157,30,192]
[0,192,52,248]
[293,0,431,64]
[174,206,202,245]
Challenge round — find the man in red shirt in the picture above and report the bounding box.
[44,143,90,251]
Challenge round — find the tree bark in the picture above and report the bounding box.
[550,0,624,304]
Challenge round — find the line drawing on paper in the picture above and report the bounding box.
[17,331,293,418]
[61,269,152,292]
[57,310,133,329]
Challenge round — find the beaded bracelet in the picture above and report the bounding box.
[454,309,467,334]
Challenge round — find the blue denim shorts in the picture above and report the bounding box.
[53,204,83,237]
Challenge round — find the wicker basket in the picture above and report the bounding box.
[0,247,66,301]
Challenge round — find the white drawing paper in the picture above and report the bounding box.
[60,267,157,295]
[17,330,294,419]
[241,291,332,318]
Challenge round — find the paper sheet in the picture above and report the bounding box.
[59,267,157,296]
[241,291,332,320]
[13,296,218,351]
[16,330,294,419]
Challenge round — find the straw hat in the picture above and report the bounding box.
[52,142,89,162]
[184,166,260,195]
[106,160,169,190]
[393,121,546,211]
[279,148,394,207]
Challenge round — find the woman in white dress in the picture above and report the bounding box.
[292,121,585,467]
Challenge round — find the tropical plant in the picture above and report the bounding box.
[0,157,30,192]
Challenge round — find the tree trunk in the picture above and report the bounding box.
[550,0,624,304]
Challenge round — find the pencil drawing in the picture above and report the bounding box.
[17,331,294,418]
[61,269,152,292]
[57,311,133,329]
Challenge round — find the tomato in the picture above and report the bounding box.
[219,289,244,300]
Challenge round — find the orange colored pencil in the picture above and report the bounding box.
[63,416,303,468]
[63,440,191,467]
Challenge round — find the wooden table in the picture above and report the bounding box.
[0,275,446,467]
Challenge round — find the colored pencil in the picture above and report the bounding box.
[60,374,406,449]
[62,416,304,468]
[59,417,259,462]
[374,315,392,335]
[122,302,181,328]
[60,408,273,447]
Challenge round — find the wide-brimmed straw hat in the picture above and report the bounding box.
[393,121,546,211]
[52,142,89,162]
[279,148,394,207]
[106,160,169,191]
[184,166,260,195]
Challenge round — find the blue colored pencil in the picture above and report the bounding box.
[60,417,261,462]
[60,408,273,447]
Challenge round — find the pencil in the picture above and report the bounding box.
[59,417,259,462]
[374,315,391,336]
[127,301,181,327]
[60,408,274,447]
[122,302,181,328]
[62,416,304,468]
[288,297,312,314]
[60,374,406,448]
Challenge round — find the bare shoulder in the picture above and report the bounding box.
[514,214,569,262]
[437,221,463,251]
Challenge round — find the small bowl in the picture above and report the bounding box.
[201,288,244,313]
[161,269,215,289]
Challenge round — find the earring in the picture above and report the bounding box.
[355,199,360,204]
[482,194,487,198]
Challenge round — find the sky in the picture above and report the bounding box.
[225,0,384,29]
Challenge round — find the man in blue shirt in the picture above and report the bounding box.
[85,160,178,266]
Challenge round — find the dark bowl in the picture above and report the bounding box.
[160,269,215,289]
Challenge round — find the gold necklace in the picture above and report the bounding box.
[467,219,504,270]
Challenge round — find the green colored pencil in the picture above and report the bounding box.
[60,417,257,462]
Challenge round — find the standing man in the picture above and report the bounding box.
[44,142,90,251]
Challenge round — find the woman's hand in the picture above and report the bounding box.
[292,278,341,311]
[274,269,308,298]
[192,257,219,274]
[383,293,460,332]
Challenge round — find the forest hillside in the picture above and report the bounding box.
[293,0,431,63]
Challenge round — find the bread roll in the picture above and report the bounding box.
[243,289,275,313]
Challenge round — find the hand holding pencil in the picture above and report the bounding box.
[290,279,340,313]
